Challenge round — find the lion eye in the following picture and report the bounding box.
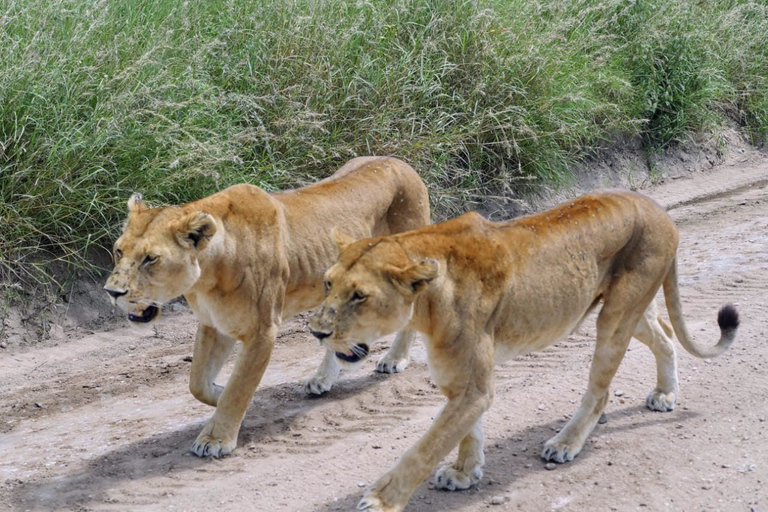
[114,248,123,262]
[143,255,159,266]
[350,291,367,303]
[324,280,331,294]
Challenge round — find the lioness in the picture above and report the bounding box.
[309,189,738,512]
[104,157,430,457]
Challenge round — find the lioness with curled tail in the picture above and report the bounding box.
[103,157,430,457]
[309,189,738,512]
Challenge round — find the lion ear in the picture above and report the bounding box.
[331,228,356,253]
[388,258,439,297]
[127,193,147,213]
[175,211,217,250]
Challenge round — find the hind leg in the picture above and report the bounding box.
[376,329,415,374]
[542,307,643,462]
[542,274,663,463]
[633,300,679,411]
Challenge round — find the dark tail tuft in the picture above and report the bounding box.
[717,304,739,331]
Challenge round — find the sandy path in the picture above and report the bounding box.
[2,154,767,512]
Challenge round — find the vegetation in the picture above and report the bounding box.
[1,0,767,285]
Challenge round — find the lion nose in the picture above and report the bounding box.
[105,287,128,299]
[309,328,332,340]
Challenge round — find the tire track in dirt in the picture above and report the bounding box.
[3,155,768,512]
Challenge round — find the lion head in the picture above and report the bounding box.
[308,231,438,363]
[104,193,216,326]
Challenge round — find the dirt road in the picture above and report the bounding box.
[2,154,767,512]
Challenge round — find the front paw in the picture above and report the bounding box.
[541,434,582,464]
[191,421,237,458]
[646,389,676,412]
[434,464,482,491]
[357,492,402,512]
[305,373,335,395]
[375,354,410,374]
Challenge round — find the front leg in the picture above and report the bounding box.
[189,324,236,407]
[359,339,494,512]
[305,348,342,395]
[434,418,485,491]
[375,329,415,374]
[359,395,491,511]
[191,324,277,458]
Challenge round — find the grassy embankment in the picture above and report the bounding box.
[1,0,766,287]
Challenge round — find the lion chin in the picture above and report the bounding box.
[335,343,370,364]
[126,305,161,329]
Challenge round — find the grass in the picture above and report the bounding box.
[1,0,767,288]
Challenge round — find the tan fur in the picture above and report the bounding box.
[104,157,430,457]
[309,190,738,512]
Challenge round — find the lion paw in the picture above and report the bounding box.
[304,373,335,395]
[191,434,236,458]
[541,436,582,464]
[357,492,404,512]
[646,389,676,412]
[191,422,237,458]
[357,493,387,512]
[434,464,482,491]
[375,354,410,374]
[356,472,410,512]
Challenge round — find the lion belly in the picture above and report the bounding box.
[493,316,586,364]
[491,263,604,364]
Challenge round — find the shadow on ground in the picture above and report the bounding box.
[10,371,389,511]
[312,405,700,512]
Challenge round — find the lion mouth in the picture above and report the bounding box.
[128,305,160,323]
[335,343,369,363]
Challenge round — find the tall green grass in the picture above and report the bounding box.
[1,0,767,285]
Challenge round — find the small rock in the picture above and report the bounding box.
[34,403,48,409]
[598,413,608,424]
[358,481,367,488]
[721,463,732,468]
[538,403,546,410]
[48,324,65,340]
[490,496,509,505]
[182,355,193,362]
[525,463,533,468]
[607,461,613,466]
[0,341,7,349]
[614,390,625,397]
[128,345,137,351]
[545,463,557,471]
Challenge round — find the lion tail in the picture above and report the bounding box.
[662,258,739,359]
